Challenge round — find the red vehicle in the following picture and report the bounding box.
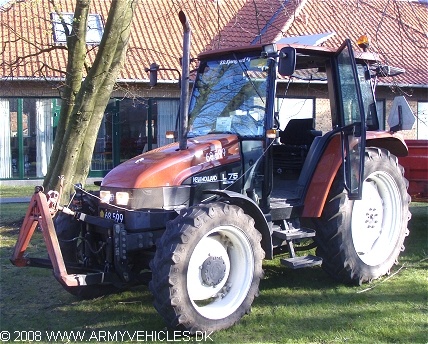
[12,12,412,333]
[399,140,428,201]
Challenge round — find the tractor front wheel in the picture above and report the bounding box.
[149,203,264,333]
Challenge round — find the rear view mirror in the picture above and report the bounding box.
[376,65,405,77]
[388,96,415,132]
[278,47,296,76]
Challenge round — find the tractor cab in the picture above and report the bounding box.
[185,40,384,215]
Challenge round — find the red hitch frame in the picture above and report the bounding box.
[10,190,88,287]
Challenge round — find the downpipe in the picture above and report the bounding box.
[178,11,191,151]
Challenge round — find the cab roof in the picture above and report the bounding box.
[198,41,379,65]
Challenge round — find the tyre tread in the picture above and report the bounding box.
[315,147,411,285]
[149,203,264,332]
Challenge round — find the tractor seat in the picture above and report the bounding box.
[273,118,322,174]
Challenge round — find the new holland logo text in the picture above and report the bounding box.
[193,175,218,184]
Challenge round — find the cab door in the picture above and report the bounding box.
[335,39,366,200]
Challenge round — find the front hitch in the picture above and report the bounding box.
[10,187,117,287]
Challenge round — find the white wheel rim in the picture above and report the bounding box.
[351,171,402,266]
[187,236,231,300]
[187,225,254,320]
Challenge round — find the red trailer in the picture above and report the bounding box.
[399,140,428,201]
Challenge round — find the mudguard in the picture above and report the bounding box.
[202,189,273,259]
[302,131,408,218]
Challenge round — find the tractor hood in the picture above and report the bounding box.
[101,134,241,188]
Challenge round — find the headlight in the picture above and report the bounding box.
[115,192,130,206]
[100,190,111,203]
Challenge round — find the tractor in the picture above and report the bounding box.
[11,11,412,333]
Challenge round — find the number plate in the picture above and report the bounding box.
[101,209,125,223]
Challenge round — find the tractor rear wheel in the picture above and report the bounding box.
[149,202,264,333]
[315,147,411,285]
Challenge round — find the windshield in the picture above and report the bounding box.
[188,53,269,138]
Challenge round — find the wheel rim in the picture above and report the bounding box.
[351,171,403,266]
[187,225,254,320]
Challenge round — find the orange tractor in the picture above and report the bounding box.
[12,12,413,333]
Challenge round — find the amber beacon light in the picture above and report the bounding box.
[357,35,370,51]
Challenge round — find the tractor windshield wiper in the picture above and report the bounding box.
[233,53,265,105]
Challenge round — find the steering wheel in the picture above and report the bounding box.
[245,104,265,124]
[231,105,265,135]
[246,104,265,115]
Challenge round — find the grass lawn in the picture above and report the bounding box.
[0,184,99,199]
[0,185,36,198]
[0,200,426,343]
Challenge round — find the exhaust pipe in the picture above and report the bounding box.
[178,11,191,150]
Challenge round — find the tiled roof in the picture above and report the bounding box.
[281,0,428,87]
[0,0,427,87]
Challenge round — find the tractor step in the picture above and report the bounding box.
[272,227,316,241]
[281,255,322,269]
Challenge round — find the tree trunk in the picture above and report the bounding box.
[44,0,89,189]
[75,0,135,184]
[44,0,136,203]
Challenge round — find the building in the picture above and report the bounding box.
[0,0,427,181]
